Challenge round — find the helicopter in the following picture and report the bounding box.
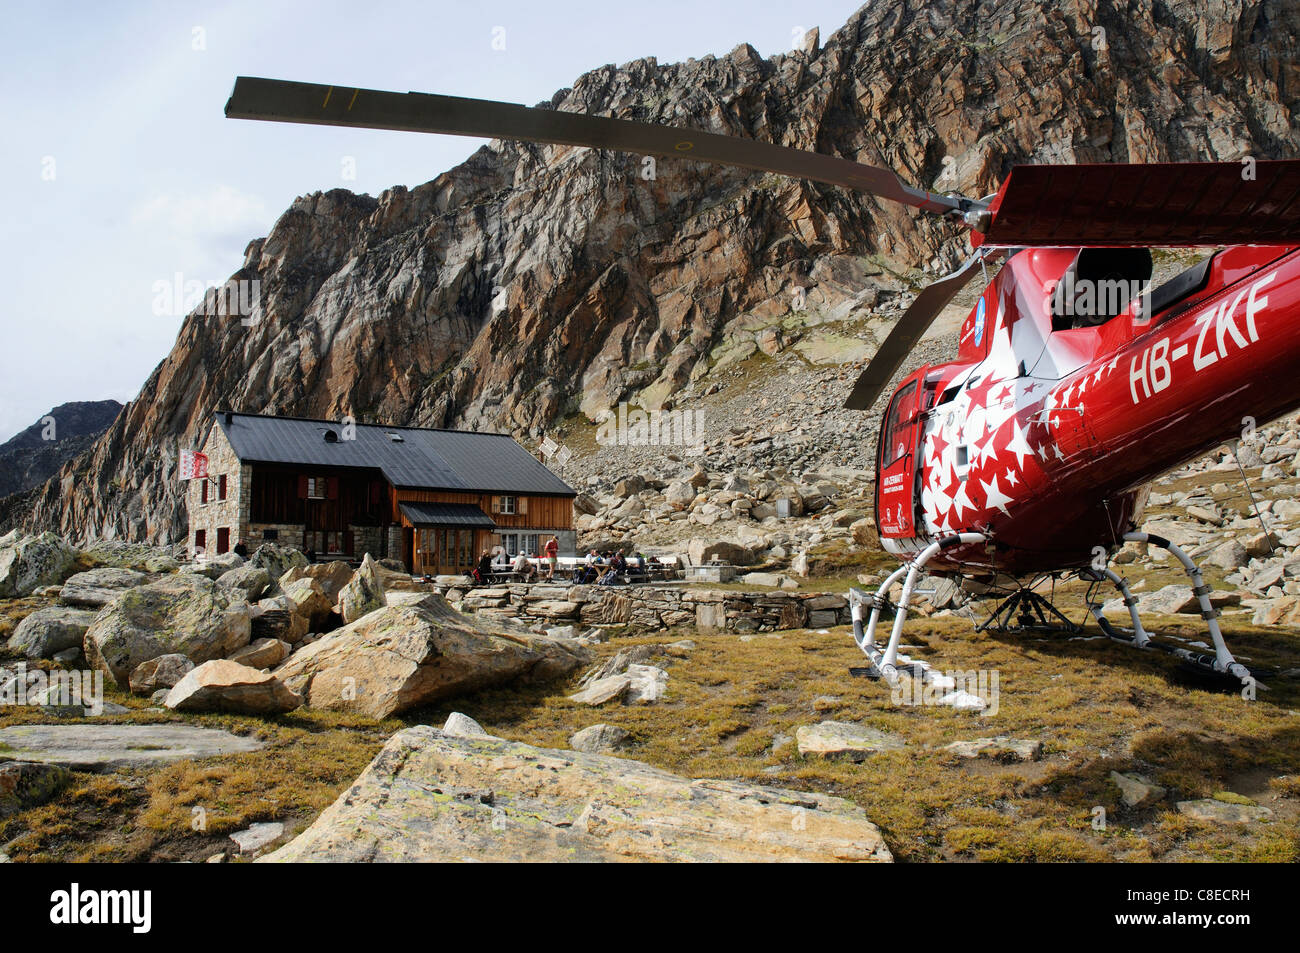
[224,76,1300,692]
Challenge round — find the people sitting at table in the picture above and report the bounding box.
[473,550,493,585]
[574,549,600,584]
[513,551,537,581]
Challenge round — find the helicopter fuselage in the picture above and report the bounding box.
[875,243,1300,576]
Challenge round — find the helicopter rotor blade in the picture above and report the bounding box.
[982,159,1300,246]
[843,249,1004,411]
[225,76,970,217]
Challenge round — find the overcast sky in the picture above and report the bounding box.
[0,0,865,443]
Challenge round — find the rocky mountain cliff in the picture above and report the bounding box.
[19,0,1300,545]
[0,400,122,500]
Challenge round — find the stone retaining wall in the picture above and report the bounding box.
[426,581,850,633]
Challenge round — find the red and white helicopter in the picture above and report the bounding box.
[225,77,1300,690]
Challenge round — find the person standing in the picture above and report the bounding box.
[544,535,559,579]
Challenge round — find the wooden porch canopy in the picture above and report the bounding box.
[398,501,497,529]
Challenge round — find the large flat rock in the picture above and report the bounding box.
[263,724,892,862]
[0,724,264,772]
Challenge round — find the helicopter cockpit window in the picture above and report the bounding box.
[881,380,919,468]
[1050,247,1153,331]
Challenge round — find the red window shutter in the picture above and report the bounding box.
[201,481,208,504]
[218,474,227,500]
[297,475,309,499]
[327,477,339,500]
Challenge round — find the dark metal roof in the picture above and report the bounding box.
[399,502,497,528]
[214,412,575,496]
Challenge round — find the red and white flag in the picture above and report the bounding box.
[179,449,209,480]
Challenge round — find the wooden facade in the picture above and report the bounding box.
[392,487,574,576]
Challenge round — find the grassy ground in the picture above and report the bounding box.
[3,587,1297,862]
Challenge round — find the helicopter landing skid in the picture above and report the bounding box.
[976,586,1080,634]
[1083,532,1256,691]
[847,532,992,711]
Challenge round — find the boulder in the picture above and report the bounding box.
[248,543,309,584]
[128,654,195,695]
[441,712,490,738]
[0,533,77,598]
[282,578,334,630]
[228,637,291,669]
[295,561,355,600]
[249,597,310,644]
[230,822,286,857]
[1137,584,1199,615]
[0,724,264,771]
[338,554,387,624]
[614,475,646,498]
[1176,798,1272,824]
[262,726,892,862]
[0,761,72,818]
[569,664,667,706]
[164,660,302,715]
[942,737,1042,762]
[83,573,253,686]
[570,723,631,753]
[273,599,590,719]
[686,538,755,567]
[849,518,878,547]
[186,552,245,579]
[796,721,905,760]
[664,481,697,509]
[7,606,98,659]
[1110,771,1166,808]
[1204,540,1248,571]
[217,565,272,602]
[57,567,148,609]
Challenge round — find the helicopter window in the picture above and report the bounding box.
[881,381,918,468]
[1050,247,1153,330]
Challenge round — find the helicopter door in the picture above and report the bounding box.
[875,370,926,538]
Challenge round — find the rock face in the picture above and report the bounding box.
[7,606,98,659]
[164,660,302,715]
[274,599,589,718]
[0,400,121,501]
[15,0,1297,545]
[83,573,253,686]
[263,724,892,862]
